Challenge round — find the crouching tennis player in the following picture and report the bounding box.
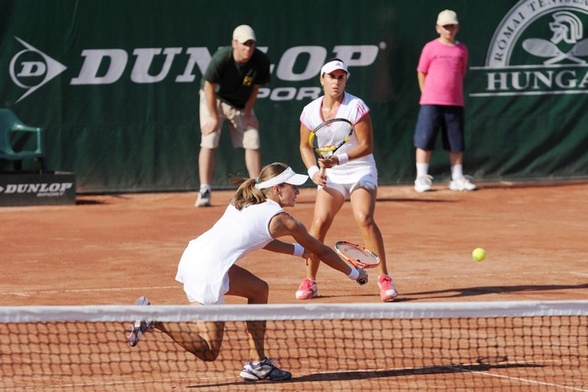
[126,162,367,382]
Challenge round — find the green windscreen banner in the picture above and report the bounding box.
[1,0,586,193]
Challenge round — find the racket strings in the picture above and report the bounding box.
[336,242,380,267]
[311,119,353,157]
[340,246,376,263]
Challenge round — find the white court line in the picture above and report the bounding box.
[304,364,586,391]
[461,367,587,391]
[570,271,588,277]
[33,379,205,391]
[0,286,178,297]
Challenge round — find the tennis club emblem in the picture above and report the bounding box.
[470,0,588,97]
[522,12,588,65]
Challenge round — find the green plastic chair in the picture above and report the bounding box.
[0,109,47,173]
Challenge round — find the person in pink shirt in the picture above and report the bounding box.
[413,9,476,192]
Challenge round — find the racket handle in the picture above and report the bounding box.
[319,165,326,177]
[356,268,368,285]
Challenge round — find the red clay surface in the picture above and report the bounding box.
[2,181,586,306]
[1,181,587,391]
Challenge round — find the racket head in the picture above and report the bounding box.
[334,241,380,269]
[308,118,353,158]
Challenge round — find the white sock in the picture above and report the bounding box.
[451,165,463,180]
[199,184,211,192]
[416,163,429,178]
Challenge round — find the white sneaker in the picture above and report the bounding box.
[449,176,476,191]
[239,357,292,381]
[414,175,433,192]
[195,188,211,207]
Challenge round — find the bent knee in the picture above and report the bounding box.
[256,280,269,301]
[247,280,269,304]
[201,350,221,361]
[191,348,221,362]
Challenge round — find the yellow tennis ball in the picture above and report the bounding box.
[472,248,486,262]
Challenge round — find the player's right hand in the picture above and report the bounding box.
[356,268,368,285]
[202,118,219,135]
[313,161,327,187]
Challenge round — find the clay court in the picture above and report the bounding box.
[1,181,587,390]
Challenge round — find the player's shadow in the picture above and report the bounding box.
[75,193,137,205]
[186,359,541,389]
[290,360,540,383]
[401,283,588,301]
[75,198,105,205]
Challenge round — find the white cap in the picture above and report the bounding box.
[232,25,256,43]
[255,167,308,189]
[320,60,349,76]
[437,9,459,25]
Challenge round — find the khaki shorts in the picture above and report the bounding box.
[199,90,260,150]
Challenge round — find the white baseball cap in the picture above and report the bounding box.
[233,25,256,43]
[320,60,350,76]
[437,9,459,26]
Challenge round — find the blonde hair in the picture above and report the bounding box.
[230,162,289,210]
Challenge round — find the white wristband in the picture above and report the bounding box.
[347,266,359,280]
[307,166,320,178]
[336,153,349,165]
[292,243,305,257]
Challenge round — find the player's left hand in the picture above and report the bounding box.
[243,112,259,129]
[318,157,336,169]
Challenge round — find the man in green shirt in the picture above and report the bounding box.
[196,25,271,207]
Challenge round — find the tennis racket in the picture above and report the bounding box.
[334,241,380,285]
[308,118,354,177]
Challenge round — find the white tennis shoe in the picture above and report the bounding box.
[239,357,292,381]
[414,175,433,192]
[195,188,211,207]
[449,176,476,191]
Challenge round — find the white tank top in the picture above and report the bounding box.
[300,92,377,183]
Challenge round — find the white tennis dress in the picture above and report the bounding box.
[175,200,284,304]
[299,92,377,185]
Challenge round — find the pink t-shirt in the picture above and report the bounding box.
[417,39,468,106]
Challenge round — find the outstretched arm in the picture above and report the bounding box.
[263,239,310,259]
[268,212,366,281]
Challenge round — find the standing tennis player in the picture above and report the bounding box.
[295,59,398,302]
[127,162,367,382]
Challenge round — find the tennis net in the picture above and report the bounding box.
[1,300,586,391]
